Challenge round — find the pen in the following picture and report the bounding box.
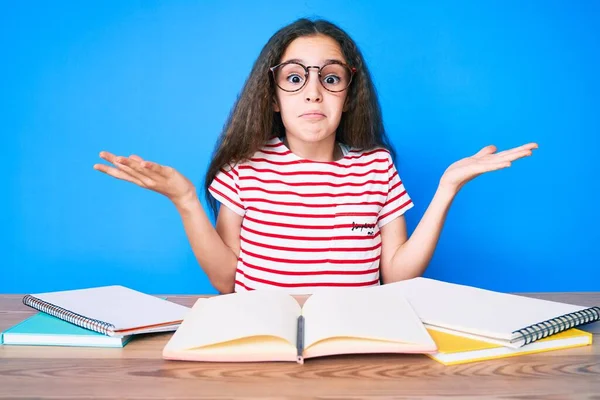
[296,315,305,364]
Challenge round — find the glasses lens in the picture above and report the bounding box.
[274,63,306,91]
[320,63,352,92]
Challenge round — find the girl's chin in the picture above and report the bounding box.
[287,132,335,143]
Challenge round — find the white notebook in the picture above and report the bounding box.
[23,285,191,337]
[385,278,600,348]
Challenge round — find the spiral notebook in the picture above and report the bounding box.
[386,278,600,348]
[22,285,190,337]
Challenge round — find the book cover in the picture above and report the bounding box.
[426,328,593,365]
[2,312,133,348]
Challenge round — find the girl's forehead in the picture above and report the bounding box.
[281,35,346,64]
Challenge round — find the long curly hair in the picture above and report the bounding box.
[204,18,396,218]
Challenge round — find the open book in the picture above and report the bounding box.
[162,286,437,363]
[23,285,190,337]
[386,278,600,348]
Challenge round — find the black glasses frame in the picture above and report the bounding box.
[269,61,357,93]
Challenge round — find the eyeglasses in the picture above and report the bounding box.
[269,61,357,93]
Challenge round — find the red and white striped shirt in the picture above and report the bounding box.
[208,137,414,294]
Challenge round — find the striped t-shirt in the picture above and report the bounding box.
[208,136,414,294]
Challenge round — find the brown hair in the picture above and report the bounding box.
[204,18,396,218]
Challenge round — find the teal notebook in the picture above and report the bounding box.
[1,313,133,348]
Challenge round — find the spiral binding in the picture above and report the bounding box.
[512,306,600,346]
[22,295,116,335]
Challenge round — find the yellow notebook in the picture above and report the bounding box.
[426,328,593,366]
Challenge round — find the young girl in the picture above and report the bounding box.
[94,18,537,294]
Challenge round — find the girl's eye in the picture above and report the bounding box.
[287,74,304,85]
[323,74,341,85]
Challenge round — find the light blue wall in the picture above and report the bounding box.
[2,1,598,294]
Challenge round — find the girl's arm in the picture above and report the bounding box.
[380,143,537,283]
[175,197,241,294]
[94,152,239,293]
[379,187,454,283]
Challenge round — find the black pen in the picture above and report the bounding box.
[296,315,305,364]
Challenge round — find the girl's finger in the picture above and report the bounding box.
[93,164,145,186]
[99,151,119,164]
[473,145,497,158]
[479,149,531,165]
[495,149,533,162]
[140,160,167,175]
[101,152,168,177]
[114,158,156,187]
[116,157,156,176]
[494,143,538,157]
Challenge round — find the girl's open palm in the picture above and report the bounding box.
[440,143,538,193]
[93,151,196,205]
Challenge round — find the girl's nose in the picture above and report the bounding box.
[304,69,322,103]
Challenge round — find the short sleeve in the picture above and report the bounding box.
[378,153,414,228]
[208,163,246,216]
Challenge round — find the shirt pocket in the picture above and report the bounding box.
[330,203,382,261]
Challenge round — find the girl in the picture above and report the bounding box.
[94,18,537,294]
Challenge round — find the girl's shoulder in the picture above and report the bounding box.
[224,138,285,170]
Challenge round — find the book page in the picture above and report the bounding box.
[164,290,302,352]
[301,286,436,350]
[387,278,591,341]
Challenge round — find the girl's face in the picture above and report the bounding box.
[273,34,349,147]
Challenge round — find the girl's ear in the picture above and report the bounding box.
[273,96,280,112]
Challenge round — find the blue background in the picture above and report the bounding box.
[2,1,598,294]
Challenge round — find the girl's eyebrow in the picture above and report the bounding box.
[282,58,345,65]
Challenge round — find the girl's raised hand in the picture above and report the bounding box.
[93,151,197,206]
[439,143,538,193]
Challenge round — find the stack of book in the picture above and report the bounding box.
[0,285,190,348]
[161,278,599,365]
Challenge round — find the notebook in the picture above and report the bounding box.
[1,312,132,348]
[162,285,438,364]
[386,277,600,348]
[23,285,190,337]
[426,328,592,366]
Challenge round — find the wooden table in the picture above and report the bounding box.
[1,293,599,399]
